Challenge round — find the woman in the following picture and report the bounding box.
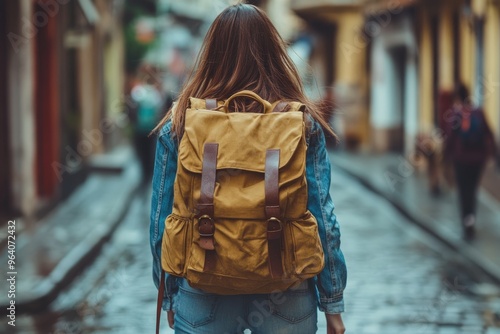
[444,83,496,239]
[150,4,346,333]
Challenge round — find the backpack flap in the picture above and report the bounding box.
[178,108,307,220]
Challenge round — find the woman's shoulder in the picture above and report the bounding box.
[158,102,177,139]
[158,119,173,137]
[304,114,327,150]
[157,118,177,152]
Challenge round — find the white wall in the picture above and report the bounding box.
[404,55,419,154]
[370,36,397,128]
[369,13,419,154]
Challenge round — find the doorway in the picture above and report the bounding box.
[33,0,60,199]
[387,46,407,152]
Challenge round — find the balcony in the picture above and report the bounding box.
[291,0,419,15]
[362,0,419,12]
[291,0,364,21]
[291,0,364,12]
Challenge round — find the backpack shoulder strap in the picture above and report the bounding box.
[189,97,207,109]
[189,97,220,110]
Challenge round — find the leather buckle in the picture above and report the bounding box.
[267,217,282,230]
[199,215,215,237]
[267,217,282,240]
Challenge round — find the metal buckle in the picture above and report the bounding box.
[198,215,215,237]
[199,214,214,223]
[266,217,282,231]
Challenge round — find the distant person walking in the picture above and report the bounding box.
[130,81,163,181]
[444,83,497,239]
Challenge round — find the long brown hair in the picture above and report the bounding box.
[154,3,335,139]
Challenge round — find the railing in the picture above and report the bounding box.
[291,0,364,11]
[291,0,420,12]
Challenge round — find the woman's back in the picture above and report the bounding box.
[150,4,346,333]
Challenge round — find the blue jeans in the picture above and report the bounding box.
[173,279,318,334]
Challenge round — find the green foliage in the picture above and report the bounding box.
[124,20,154,73]
[124,0,157,73]
[124,0,156,23]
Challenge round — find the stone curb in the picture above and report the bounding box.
[3,157,142,314]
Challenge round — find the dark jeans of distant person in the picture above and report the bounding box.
[453,162,484,238]
[134,132,156,182]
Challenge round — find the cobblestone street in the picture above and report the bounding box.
[3,162,500,334]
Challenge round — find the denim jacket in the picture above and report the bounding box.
[150,117,347,314]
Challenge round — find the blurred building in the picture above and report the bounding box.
[289,0,500,153]
[154,0,227,93]
[1,0,125,219]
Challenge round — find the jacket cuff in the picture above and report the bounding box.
[319,296,345,314]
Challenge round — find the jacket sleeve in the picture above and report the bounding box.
[150,121,179,311]
[306,120,347,314]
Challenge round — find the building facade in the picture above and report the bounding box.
[1,0,125,219]
[288,0,500,154]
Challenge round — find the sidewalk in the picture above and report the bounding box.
[331,151,500,284]
[0,146,142,313]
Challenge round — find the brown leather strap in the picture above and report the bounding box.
[265,149,280,218]
[198,143,218,218]
[203,249,217,272]
[156,270,165,334]
[198,143,218,272]
[206,98,217,110]
[265,149,283,278]
[267,217,283,278]
[272,101,289,113]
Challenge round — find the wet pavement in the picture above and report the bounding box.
[0,146,141,312]
[2,159,500,334]
[332,152,500,283]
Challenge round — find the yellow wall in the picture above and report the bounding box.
[483,3,500,136]
[438,6,455,91]
[334,11,369,145]
[105,28,125,117]
[78,34,102,153]
[335,12,366,84]
[471,0,488,16]
[459,9,474,89]
[418,8,434,131]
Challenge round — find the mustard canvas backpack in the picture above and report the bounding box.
[161,90,324,295]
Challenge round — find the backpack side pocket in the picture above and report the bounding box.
[162,214,192,276]
[288,211,325,277]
